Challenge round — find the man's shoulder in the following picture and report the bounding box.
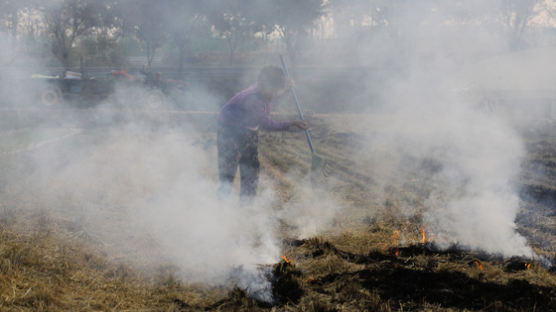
[224,85,265,112]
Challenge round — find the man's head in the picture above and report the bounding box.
[257,66,286,99]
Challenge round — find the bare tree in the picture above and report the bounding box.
[501,0,542,49]
[257,0,325,64]
[328,0,385,31]
[120,0,169,70]
[0,1,20,40]
[165,0,203,75]
[0,0,37,43]
[42,0,106,70]
[204,0,261,65]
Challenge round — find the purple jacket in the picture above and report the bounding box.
[218,85,291,131]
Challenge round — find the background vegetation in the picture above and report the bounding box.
[1,0,555,72]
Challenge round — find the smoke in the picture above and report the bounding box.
[0,31,345,304]
[1,1,555,304]
[0,33,283,302]
[365,81,531,256]
[324,0,555,257]
[0,104,283,301]
[0,24,340,302]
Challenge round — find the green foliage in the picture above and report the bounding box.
[40,0,114,68]
[1,0,552,67]
[252,0,326,63]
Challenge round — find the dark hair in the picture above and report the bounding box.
[258,66,285,92]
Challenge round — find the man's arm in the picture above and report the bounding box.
[259,114,293,131]
[245,94,308,131]
[260,115,308,131]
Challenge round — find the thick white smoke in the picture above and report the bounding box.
[0,31,283,300]
[0,26,342,301]
[330,0,551,257]
[1,2,554,305]
[20,100,287,300]
[370,82,531,257]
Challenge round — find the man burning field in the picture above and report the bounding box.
[217,66,308,201]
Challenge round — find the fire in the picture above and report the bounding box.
[392,230,400,256]
[473,260,485,270]
[282,255,293,265]
[525,263,532,270]
[419,225,434,244]
[392,230,399,244]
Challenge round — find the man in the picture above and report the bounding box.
[217,66,308,202]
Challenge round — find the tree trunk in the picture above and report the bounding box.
[10,13,18,39]
[10,13,18,54]
[146,41,154,71]
[178,45,185,78]
[227,37,235,65]
[176,36,189,79]
[60,38,71,73]
[63,49,71,73]
[510,15,524,50]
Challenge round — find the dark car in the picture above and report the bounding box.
[31,71,113,108]
[32,69,188,109]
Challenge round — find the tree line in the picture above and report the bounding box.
[0,0,553,72]
[0,0,326,71]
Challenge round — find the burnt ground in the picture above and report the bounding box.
[517,122,556,254]
[207,238,555,311]
[0,113,554,311]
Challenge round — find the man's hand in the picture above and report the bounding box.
[290,120,309,130]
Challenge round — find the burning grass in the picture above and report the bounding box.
[1,213,554,311]
[0,118,555,311]
[282,230,555,311]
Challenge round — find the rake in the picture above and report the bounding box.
[279,55,327,182]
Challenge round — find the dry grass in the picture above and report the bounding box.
[0,191,554,311]
[0,215,225,312]
[0,118,554,311]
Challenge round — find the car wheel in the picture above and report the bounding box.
[147,90,165,109]
[40,86,62,107]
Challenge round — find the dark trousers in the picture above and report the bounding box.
[217,124,260,201]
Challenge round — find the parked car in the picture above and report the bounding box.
[30,71,113,108]
[30,69,188,109]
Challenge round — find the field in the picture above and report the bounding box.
[0,110,554,311]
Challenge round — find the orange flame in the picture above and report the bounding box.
[392,230,400,256]
[525,263,532,270]
[421,226,426,244]
[473,260,485,270]
[282,255,293,265]
[392,230,399,244]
